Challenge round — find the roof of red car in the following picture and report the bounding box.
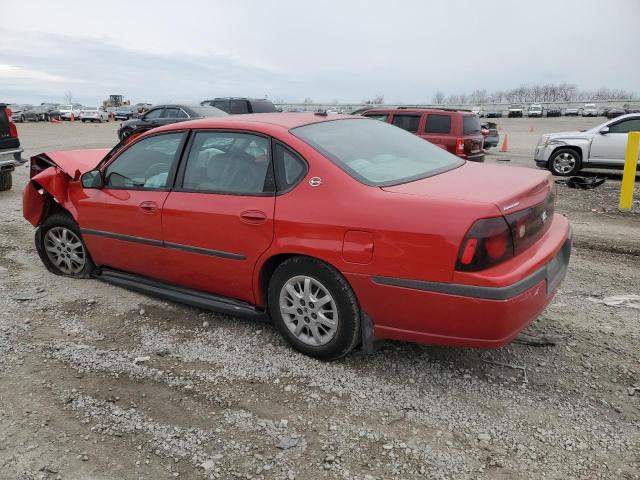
[360,107,475,115]
[153,112,356,133]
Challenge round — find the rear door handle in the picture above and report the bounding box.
[139,201,158,213]
[240,210,268,225]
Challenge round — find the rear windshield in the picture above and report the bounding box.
[462,116,481,135]
[292,118,463,187]
[84,107,98,111]
[189,106,228,117]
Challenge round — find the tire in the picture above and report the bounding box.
[20,115,25,123]
[268,256,360,361]
[35,213,95,278]
[549,148,581,176]
[0,171,12,191]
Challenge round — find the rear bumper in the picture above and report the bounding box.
[460,153,485,162]
[0,147,24,169]
[346,217,571,348]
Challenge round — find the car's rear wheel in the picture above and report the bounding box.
[268,257,360,361]
[35,214,95,278]
[549,148,581,176]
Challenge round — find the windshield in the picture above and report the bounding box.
[84,107,98,111]
[292,118,463,187]
[59,105,72,110]
[510,104,523,109]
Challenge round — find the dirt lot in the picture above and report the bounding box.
[0,118,638,480]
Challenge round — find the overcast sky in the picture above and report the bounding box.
[1,0,639,105]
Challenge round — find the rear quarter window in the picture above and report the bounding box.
[391,114,420,133]
[424,114,451,134]
[463,116,481,135]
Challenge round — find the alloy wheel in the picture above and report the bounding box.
[553,152,576,174]
[44,227,86,274]
[279,275,338,346]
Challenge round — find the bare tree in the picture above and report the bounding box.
[63,91,74,104]
[432,91,445,104]
[302,97,314,104]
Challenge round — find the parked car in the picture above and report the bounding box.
[564,107,580,116]
[80,106,109,123]
[508,104,524,118]
[535,113,640,176]
[200,97,277,114]
[484,109,502,118]
[582,103,598,117]
[10,104,29,122]
[20,105,42,122]
[605,107,626,119]
[358,107,485,161]
[471,106,483,116]
[113,106,136,121]
[58,104,82,120]
[23,113,571,359]
[481,121,499,149]
[38,104,62,121]
[528,104,543,118]
[546,107,562,117]
[0,104,25,191]
[625,105,640,114]
[117,104,228,140]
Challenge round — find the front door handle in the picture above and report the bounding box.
[240,210,267,225]
[139,201,159,214]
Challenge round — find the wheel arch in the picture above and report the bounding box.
[548,144,584,166]
[254,252,350,309]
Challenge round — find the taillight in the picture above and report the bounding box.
[456,193,556,271]
[456,217,514,271]
[455,138,465,155]
[5,107,12,118]
[9,122,17,138]
[504,192,555,255]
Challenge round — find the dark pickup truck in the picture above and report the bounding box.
[0,104,25,191]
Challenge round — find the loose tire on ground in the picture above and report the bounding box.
[35,213,95,278]
[0,171,12,191]
[268,256,361,361]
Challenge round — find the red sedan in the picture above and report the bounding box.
[23,113,571,360]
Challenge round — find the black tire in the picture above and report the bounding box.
[548,148,582,176]
[268,256,360,361]
[35,213,95,278]
[0,171,12,191]
[20,115,25,123]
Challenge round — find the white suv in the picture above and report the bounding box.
[58,104,82,120]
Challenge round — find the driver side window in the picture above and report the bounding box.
[609,118,640,134]
[104,132,185,189]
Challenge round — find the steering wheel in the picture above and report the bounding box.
[144,162,169,180]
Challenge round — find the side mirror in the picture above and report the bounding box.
[81,169,104,189]
[599,127,609,135]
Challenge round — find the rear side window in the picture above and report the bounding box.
[463,116,481,135]
[164,108,188,119]
[250,100,277,113]
[424,114,451,134]
[364,113,389,122]
[391,114,420,133]
[230,100,250,114]
[274,143,307,191]
[212,100,230,113]
[181,131,273,195]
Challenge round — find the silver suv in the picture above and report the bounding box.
[534,113,640,175]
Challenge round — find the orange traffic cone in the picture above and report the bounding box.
[50,116,60,124]
[70,113,75,122]
[500,135,509,152]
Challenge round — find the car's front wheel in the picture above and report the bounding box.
[549,148,581,176]
[35,214,95,277]
[268,257,360,361]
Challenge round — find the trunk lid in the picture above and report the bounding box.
[381,162,552,214]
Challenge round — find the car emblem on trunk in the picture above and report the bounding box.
[309,177,322,187]
[541,210,548,223]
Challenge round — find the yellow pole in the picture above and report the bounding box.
[619,131,640,211]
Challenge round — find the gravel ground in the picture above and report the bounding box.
[0,120,638,479]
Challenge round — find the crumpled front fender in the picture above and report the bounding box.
[22,167,73,226]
